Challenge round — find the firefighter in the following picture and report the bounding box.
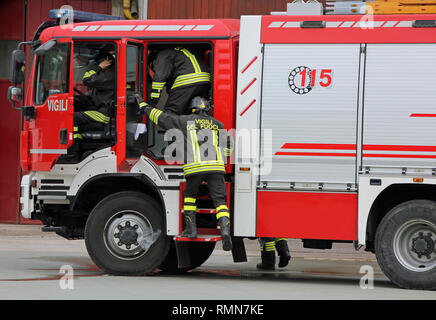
[73,49,116,129]
[147,46,211,115]
[136,94,232,251]
[257,238,291,270]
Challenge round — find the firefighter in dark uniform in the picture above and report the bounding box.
[136,95,232,251]
[73,50,116,134]
[148,46,211,115]
[257,238,291,270]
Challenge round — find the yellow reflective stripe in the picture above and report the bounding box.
[184,197,197,203]
[152,82,166,89]
[73,133,83,139]
[276,238,287,242]
[184,205,197,211]
[171,77,211,89]
[150,109,162,124]
[189,130,198,163]
[173,71,210,81]
[139,102,147,108]
[73,126,78,132]
[216,211,230,220]
[184,166,225,175]
[193,130,201,163]
[150,109,160,124]
[149,109,156,122]
[83,69,97,79]
[214,131,222,163]
[182,160,225,168]
[150,92,160,99]
[171,73,211,89]
[182,164,225,173]
[84,111,109,124]
[216,205,228,212]
[176,47,201,73]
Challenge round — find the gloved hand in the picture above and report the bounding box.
[135,93,149,115]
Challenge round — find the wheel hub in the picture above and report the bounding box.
[393,219,436,272]
[116,222,139,247]
[411,232,435,259]
[104,212,154,260]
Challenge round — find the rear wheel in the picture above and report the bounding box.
[85,191,171,275]
[158,241,216,273]
[375,200,436,289]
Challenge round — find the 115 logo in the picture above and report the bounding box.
[288,66,333,95]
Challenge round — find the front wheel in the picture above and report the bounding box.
[85,191,171,275]
[375,200,436,289]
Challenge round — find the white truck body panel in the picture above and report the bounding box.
[260,43,360,186]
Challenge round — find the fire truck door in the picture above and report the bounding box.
[120,38,145,160]
[29,38,73,171]
[260,44,361,189]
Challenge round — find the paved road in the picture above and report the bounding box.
[0,224,435,300]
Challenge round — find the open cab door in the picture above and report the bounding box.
[117,38,146,168]
[25,38,74,171]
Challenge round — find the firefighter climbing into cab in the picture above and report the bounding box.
[136,94,233,251]
[147,45,211,115]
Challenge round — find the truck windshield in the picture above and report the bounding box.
[34,43,70,105]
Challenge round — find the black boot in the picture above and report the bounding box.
[275,239,291,268]
[181,211,197,238]
[58,139,81,163]
[218,216,232,251]
[256,250,276,270]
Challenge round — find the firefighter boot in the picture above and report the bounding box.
[256,251,276,271]
[218,216,232,251]
[181,211,197,238]
[275,239,291,268]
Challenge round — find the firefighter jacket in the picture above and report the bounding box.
[82,63,116,114]
[144,106,232,177]
[150,47,211,103]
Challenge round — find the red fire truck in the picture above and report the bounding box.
[8,10,436,289]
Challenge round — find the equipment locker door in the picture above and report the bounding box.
[260,44,361,189]
[28,38,73,171]
[363,44,436,169]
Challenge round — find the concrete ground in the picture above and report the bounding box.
[0,224,435,300]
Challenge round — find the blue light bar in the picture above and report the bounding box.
[49,9,124,22]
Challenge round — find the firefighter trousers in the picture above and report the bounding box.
[165,84,210,115]
[183,173,229,220]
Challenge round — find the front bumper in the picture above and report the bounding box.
[19,174,34,219]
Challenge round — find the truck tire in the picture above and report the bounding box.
[375,199,436,290]
[85,191,170,276]
[158,240,216,273]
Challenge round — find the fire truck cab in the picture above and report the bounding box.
[9,12,436,289]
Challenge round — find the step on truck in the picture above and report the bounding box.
[8,9,436,289]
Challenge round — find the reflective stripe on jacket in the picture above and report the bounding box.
[151,47,211,101]
[144,107,231,177]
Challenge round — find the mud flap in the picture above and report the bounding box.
[231,237,247,263]
[175,241,191,269]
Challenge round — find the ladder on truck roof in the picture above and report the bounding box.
[326,0,436,15]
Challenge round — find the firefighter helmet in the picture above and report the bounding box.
[189,96,210,114]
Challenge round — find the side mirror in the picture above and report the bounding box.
[8,86,23,103]
[10,50,26,85]
[34,39,57,56]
